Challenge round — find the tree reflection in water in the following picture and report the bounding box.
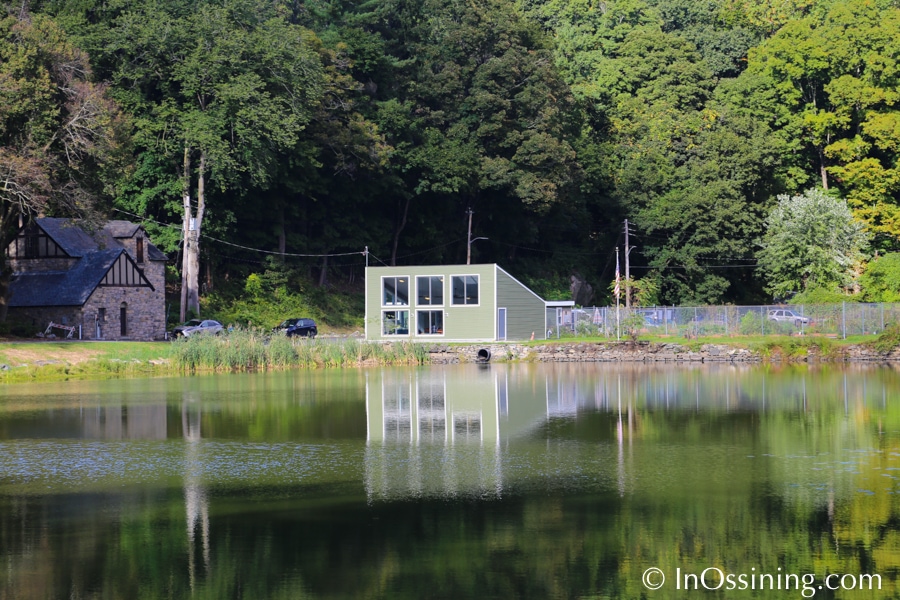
[0,364,899,598]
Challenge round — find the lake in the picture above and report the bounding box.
[1,363,899,599]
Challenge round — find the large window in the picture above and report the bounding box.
[382,310,410,336]
[382,276,409,306]
[416,310,443,335]
[416,276,444,306]
[451,275,479,305]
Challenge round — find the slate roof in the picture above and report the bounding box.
[35,217,167,261]
[103,220,142,238]
[35,218,101,257]
[8,249,124,307]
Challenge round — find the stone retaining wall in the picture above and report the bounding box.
[423,341,900,364]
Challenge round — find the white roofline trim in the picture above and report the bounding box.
[494,265,546,303]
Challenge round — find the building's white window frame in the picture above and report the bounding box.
[415,275,444,307]
[381,275,410,307]
[415,309,444,336]
[382,309,410,336]
[450,274,480,306]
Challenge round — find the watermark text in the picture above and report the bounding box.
[640,566,881,597]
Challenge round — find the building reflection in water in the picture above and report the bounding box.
[365,365,583,501]
[82,404,168,439]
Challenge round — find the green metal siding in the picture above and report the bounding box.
[366,265,497,342]
[496,268,547,341]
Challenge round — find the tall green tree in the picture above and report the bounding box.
[596,27,778,303]
[93,1,324,318]
[360,0,582,265]
[859,252,900,302]
[746,0,900,246]
[0,9,128,320]
[756,188,869,298]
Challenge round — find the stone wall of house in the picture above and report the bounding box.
[7,306,84,337]
[7,257,78,273]
[143,258,166,293]
[8,261,166,340]
[83,261,166,340]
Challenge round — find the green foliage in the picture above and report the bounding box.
[789,286,856,305]
[244,274,264,299]
[169,329,428,372]
[0,11,129,245]
[860,253,900,302]
[753,336,837,360]
[872,322,900,353]
[15,0,900,314]
[745,0,900,242]
[622,312,646,342]
[738,311,764,336]
[757,188,869,298]
[631,276,660,307]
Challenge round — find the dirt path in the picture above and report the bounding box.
[0,343,105,366]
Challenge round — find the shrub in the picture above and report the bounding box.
[873,323,900,353]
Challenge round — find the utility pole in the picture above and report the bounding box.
[624,220,631,309]
[465,208,488,264]
[466,208,473,265]
[615,246,621,341]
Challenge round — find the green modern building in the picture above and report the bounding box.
[365,264,557,342]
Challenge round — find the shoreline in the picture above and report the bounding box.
[2,336,900,384]
[431,340,900,364]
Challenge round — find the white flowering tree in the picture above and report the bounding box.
[757,189,869,299]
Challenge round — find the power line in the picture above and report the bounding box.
[630,264,759,270]
[114,208,364,258]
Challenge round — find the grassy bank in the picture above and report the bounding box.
[0,341,175,383]
[0,330,428,383]
[1,328,897,385]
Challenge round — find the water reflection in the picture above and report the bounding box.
[182,392,210,590]
[363,363,900,503]
[2,364,900,599]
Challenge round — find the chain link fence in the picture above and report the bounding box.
[545,304,900,340]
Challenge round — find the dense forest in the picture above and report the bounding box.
[2,0,900,317]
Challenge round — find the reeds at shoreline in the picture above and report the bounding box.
[169,328,429,372]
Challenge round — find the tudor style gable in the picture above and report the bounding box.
[7,223,68,259]
[99,251,154,289]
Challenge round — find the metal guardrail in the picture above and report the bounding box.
[545,304,900,340]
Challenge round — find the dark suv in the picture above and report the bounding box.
[275,318,318,338]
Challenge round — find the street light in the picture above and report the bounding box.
[465,207,488,264]
[467,237,488,265]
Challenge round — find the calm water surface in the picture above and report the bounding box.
[2,363,900,599]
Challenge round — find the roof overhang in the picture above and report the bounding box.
[545,300,575,308]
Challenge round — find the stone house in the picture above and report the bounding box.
[5,218,167,340]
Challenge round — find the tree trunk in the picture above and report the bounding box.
[819,147,829,190]
[0,205,17,323]
[0,266,10,323]
[180,146,191,322]
[277,206,286,261]
[185,151,206,318]
[391,196,411,266]
[318,254,328,287]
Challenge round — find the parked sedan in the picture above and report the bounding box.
[767,309,810,326]
[173,319,224,338]
[275,318,318,338]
